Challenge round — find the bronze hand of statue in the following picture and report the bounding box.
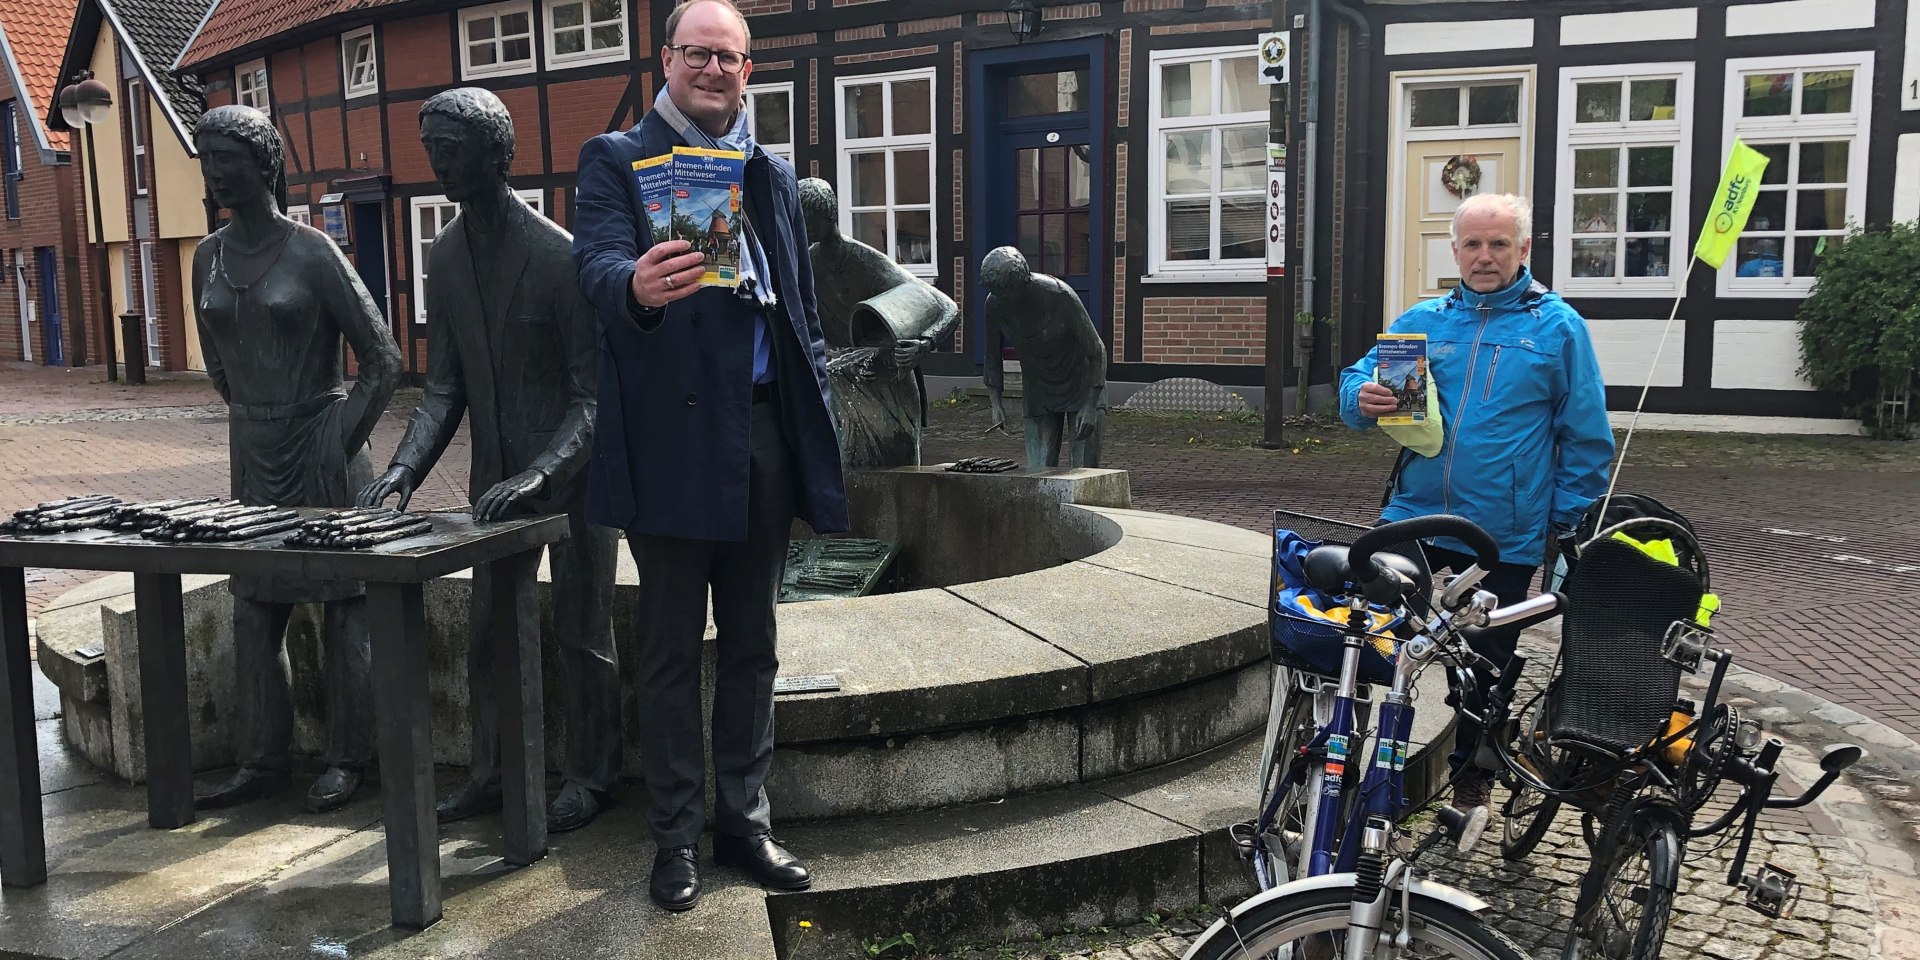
[892,337,932,369]
[358,465,417,511]
[986,394,1011,435]
[473,468,546,522]
[1073,393,1101,441]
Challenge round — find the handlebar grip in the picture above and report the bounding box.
[1492,651,1527,706]
[1350,515,1500,582]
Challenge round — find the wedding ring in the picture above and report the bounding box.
[666,274,677,289]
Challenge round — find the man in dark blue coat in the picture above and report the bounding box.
[570,0,847,914]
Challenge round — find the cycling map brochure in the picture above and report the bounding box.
[1375,333,1429,426]
[631,153,674,245]
[629,147,747,287]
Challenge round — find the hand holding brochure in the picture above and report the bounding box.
[630,146,747,289]
[1375,333,1443,456]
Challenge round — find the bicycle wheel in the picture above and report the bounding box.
[1563,806,1684,960]
[1186,883,1528,960]
[1255,677,1317,889]
[1500,698,1562,861]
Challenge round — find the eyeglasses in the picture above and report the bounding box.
[668,44,749,74]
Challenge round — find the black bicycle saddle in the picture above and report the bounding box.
[1303,545,1431,603]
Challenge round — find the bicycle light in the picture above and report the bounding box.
[1735,718,1764,753]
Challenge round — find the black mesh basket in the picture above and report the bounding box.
[1549,534,1703,754]
[1269,509,1432,677]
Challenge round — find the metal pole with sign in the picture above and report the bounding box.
[1258,19,1291,447]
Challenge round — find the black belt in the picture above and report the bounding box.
[752,382,776,405]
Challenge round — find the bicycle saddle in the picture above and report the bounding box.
[1303,545,1431,603]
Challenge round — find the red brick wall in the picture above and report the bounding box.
[310,105,346,172]
[494,86,544,178]
[345,105,384,172]
[1141,298,1264,365]
[383,14,452,90]
[304,39,340,98]
[0,70,87,364]
[547,76,631,173]
[386,99,431,184]
[280,113,313,175]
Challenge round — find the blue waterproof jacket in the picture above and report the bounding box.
[1339,268,1614,567]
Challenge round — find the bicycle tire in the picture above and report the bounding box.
[1185,883,1528,960]
[1563,805,1684,960]
[1501,698,1563,861]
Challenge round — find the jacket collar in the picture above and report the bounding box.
[1451,266,1543,311]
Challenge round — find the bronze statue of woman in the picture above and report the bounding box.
[189,105,402,812]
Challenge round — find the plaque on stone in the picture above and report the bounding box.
[779,537,900,602]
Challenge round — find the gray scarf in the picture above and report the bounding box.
[652,86,777,310]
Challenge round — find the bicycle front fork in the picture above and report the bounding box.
[1342,816,1396,960]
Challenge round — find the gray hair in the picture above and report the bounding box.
[666,0,752,49]
[1450,193,1532,243]
[420,87,516,179]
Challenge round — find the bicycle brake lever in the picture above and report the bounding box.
[1440,565,1490,610]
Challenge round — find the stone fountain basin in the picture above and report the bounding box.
[36,467,1273,820]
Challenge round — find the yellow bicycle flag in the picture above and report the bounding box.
[1693,140,1771,268]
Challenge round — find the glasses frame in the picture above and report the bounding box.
[667,44,749,74]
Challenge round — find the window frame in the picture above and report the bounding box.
[286,204,312,225]
[1553,61,1695,298]
[1146,45,1269,283]
[139,240,159,366]
[460,1,537,80]
[126,79,148,196]
[1719,51,1872,299]
[745,82,796,166]
[834,67,939,280]
[342,27,379,99]
[2,100,21,220]
[409,190,544,323]
[235,59,270,111]
[543,0,628,69]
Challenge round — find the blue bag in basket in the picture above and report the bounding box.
[1271,529,1404,685]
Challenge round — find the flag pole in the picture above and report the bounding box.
[1598,257,1699,523]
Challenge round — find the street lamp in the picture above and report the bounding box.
[1007,0,1043,43]
[58,71,117,381]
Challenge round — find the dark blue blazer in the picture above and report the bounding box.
[571,111,849,540]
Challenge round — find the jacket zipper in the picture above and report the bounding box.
[1482,346,1502,402]
[1441,303,1493,516]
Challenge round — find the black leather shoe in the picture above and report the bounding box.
[547,781,609,833]
[195,767,292,810]
[714,832,811,891]
[435,779,503,824]
[306,766,363,813]
[650,845,701,911]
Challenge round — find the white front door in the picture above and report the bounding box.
[1387,69,1535,318]
[12,254,29,363]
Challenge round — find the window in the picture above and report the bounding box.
[1721,53,1872,296]
[2,100,20,220]
[544,0,626,68]
[127,80,147,196]
[835,69,936,277]
[462,2,535,79]
[343,28,378,99]
[410,190,543,322]
[286,204,312,225]
[139,241,159,366]
[1147,47,1266,279]
[236,59,269,111]
[745,83,794,165]
[1555,63,1693,296]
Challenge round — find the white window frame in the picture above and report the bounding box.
[343,27,379,99]
[236,59,270,111]
[410,190,544,323]
[1554,62,1694,298]
[460,1,537,80]
[1719,51,1872,299]
[127,79,148,196]
[286,204,312,225]
[543,0,628,69]
[834,68,938,280]
[745,82,795,166]
[138,240,159,366]
[1146,45,1268,283]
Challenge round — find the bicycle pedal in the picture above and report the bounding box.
[1745,863,1796,918]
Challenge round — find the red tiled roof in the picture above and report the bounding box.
[175,0,411,71]
[0,0,81,150]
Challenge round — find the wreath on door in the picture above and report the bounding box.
[1441,155,1482,198]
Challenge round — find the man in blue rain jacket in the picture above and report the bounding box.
[1339,193,1613,810]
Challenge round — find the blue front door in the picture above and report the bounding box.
[36,247,63,366]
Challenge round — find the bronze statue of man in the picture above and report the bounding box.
[799,177,957,468]
[359,88,620,832]
[979,246,1108,469]
[189,105,401,812]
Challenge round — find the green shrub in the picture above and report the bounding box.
[1797,221,1920,438]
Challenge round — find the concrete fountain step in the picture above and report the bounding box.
[8,694,1449,960]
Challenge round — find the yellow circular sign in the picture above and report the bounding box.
[1262,35,1287,68]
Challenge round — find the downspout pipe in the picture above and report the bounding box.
[1322,0,1371,372]
[1301,0,1321,376]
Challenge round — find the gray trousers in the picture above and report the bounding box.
[629,398,795,848]
[466,509,622,793]
[233,595,373,772]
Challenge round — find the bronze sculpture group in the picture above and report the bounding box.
[184,72,1107,907]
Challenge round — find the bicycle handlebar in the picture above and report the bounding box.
[1350,515,1500,586]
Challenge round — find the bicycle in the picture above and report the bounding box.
[1196,513,1564,960]
[1491,514,1863,960]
